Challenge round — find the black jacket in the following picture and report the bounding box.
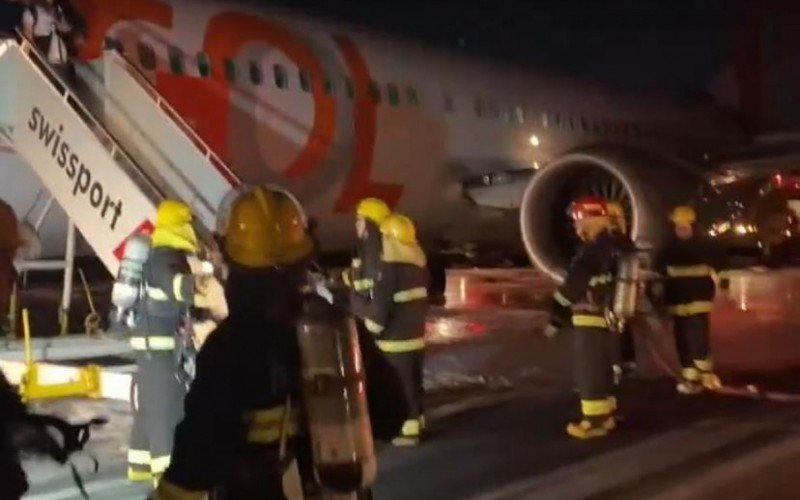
[653,236,725,316]
[138,247,194,336]
[351,247,429,349]
[162,268,308,493]
[551,230,619,327]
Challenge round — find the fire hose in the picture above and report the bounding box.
[634,305,800,403]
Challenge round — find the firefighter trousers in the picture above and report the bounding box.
[128,351,186,481]
[618,324,636,366]
[673,313,711,373]
[572,326,615,418]
[384,350,424,436]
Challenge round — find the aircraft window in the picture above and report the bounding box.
[344,78,355,99]
[273,64,288,89]
[554,113,562,128]
[248,61,263,85]
[406,86,419,106]
[104,37,123,53]
[369,80,381,102]
[197,53,211,78]
[474,98,485,117]
[502,108,514,124]
[569,116,575,130]
[299,70,311,92]
[541,113,549,128]
[443,93,454,113]
[168,46,184,75]
[515,106,525,124]
[137,42,156,71]
[324,78,335,94]
[387,84,400,106]
[581,117,589,132]
[224,59,237,82]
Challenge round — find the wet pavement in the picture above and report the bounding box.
[15,267,800,499]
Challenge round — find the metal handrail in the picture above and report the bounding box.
[73,50,220,224]
[104,48,242,188]
[10,30,165,205]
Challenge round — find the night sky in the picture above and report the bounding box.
[268,0,747,98]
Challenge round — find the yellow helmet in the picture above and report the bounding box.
[380,214,417,244]
[155,200,192,228]
[356,198,392,224]
[222,185,313,268]
[670,205,697,225]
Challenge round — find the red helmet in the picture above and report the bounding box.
[568,197,609,221]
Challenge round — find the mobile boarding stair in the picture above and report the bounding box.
[0,34,240,402]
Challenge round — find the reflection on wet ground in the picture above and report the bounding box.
[426,267,800,387]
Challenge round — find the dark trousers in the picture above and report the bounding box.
[673,313,711,371]
[128,351,186,480]
[619,324,636,365]
[572,326,615,417]
[384,350,424,423]
[210,448,287,499]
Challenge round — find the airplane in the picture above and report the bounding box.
[1,0,798,282]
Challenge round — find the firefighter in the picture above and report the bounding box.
[546,197,619,439]
[343,197,392,300]
[654,205,722,395]
[0,199,19,335]
[152,185,317,499]
[606,201,637,378]
[351,214,429,446]
[128,200,208,484]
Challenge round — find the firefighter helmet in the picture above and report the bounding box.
[670,205,696,225]
[568,197,609,221]
[380,214,417,244]
[221,185,313,267]
[155,200,193,227]
[356,198,392,224]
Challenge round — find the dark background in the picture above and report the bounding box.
[266,0,747,97]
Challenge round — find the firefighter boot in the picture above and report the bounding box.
[676,367,703,395]
[392,417,423,447]
[695,359,722,390]
[566,415,615,440]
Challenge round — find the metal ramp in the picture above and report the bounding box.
[0,36,239,274]
[0,35,240,397]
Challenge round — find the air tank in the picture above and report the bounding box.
[296,294,377,494]
[110,233,150,328]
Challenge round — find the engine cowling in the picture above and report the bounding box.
[520,147,702,282]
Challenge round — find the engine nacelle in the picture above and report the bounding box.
[520,147,702,281]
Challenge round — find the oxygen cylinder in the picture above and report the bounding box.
[296,294,377,494]
[612,252,640,321]
[110,233,150,327]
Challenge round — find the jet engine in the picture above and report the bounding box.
[520,147,704,281]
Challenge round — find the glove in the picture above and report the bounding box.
[194,276,228,320]
[543,322,560,339]
[316,282,334,304]
[192,319,217,350]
